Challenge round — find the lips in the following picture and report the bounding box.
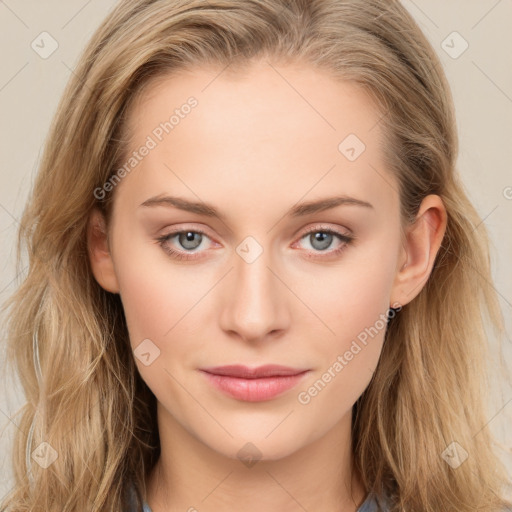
[200,364,308,378]
[199,364,310,402]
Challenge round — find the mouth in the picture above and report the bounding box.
[200,364,309,378]
[199,364,310,402]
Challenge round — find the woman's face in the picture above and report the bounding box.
[90,59,415,461]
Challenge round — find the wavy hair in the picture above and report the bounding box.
[1,0,510,510]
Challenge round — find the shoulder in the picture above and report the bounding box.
[125,482,152,512]
[358,492,391,512]
[125,499,152,512]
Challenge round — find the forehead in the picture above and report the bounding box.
[114,59,398,220]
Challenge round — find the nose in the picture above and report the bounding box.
[218,245,291,344]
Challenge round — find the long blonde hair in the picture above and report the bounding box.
[1,0,510,510]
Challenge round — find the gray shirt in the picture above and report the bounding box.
[138,492,384,511]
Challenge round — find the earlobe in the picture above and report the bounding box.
[87,208,120,294]
[390,194,447,307]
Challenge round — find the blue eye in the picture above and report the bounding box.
[175,231,203,251]
[156,229,211,261]
[296,227,354,259]
[307,231,335,251]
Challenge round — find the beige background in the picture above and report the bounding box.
[0,0,511,499]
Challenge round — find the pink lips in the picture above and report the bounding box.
[199,364,310,402]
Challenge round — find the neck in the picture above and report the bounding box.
[145,402,366,512]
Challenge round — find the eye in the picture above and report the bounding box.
[294,225,354,259]
[156,228,213,261]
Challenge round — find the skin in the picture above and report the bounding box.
[88,59,447,512]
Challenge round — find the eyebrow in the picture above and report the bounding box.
[139,194,373,220]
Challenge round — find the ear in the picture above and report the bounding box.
[87,208,120,293]
[390,194,447,307]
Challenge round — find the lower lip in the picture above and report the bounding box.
[200,370,309,402]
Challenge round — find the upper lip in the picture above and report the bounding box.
[200,364,309,379]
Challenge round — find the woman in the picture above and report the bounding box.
[1,0,510,511]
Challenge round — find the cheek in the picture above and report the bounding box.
[112,236,207,363]
[292,234,399,408]
[114,257,210,408]
[294,233,399,345]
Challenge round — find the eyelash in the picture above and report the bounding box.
[155,225,355,262]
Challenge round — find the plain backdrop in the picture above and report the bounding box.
[1,0,511,500]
